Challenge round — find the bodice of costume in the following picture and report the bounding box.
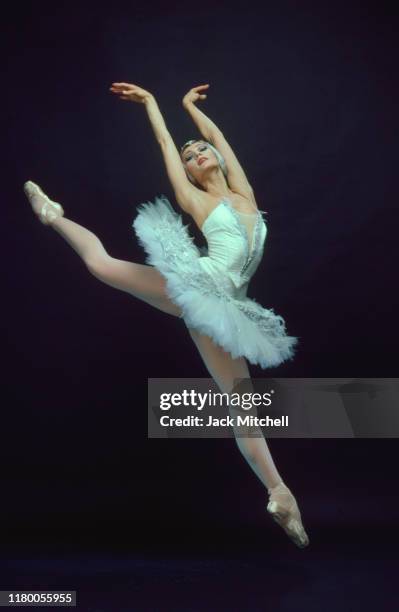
[199,197,268,294]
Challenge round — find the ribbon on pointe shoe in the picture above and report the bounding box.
[39,201,63,225]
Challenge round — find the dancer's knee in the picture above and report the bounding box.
[85,254,112,280]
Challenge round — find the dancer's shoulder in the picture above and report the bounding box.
[174,185,206,216]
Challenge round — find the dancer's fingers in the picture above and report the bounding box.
[112,82,134,88]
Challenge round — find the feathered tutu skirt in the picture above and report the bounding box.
[132,195,298,369]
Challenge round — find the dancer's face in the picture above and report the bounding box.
[181,141,219,187]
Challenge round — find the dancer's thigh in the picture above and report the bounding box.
[89,256,182,317]
[185,325,250,393]
[186,327,261,436]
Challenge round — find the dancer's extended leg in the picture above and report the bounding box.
[186,325,310,547]
[25,182,182,317]
[185,325,283,492]
[51,216,182,316]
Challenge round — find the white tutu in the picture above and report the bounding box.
[132,195,298,368]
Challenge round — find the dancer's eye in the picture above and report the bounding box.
[185,145,207,162]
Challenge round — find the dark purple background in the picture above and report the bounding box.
[2,0,399,609]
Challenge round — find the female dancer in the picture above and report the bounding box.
[23,82,309,548]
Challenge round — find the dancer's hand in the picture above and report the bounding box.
[109,82,153,104]
[182,84,210,107]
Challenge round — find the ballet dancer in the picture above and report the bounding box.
[23,82,309,547]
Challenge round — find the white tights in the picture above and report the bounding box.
[50,214,283,493]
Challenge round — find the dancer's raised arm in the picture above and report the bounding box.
[109,82,201,214]
[182,84,254,198]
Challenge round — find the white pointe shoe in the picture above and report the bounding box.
[267,481,310,548]
[24,180,64,225]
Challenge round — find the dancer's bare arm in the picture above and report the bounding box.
[109,82,201,215]
[182,84,254,200]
